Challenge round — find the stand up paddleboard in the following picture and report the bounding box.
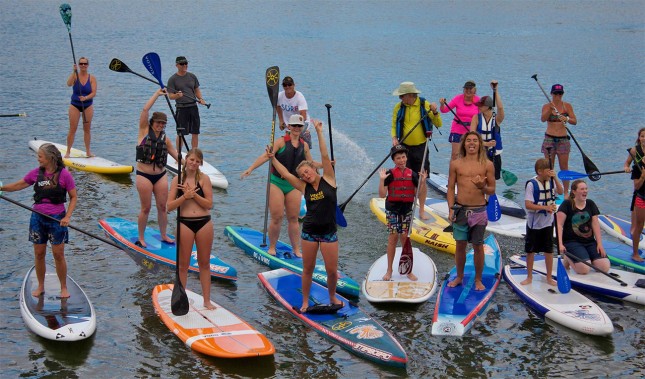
[510,254,645,305]
[362,247,438,303]
[224,226,359,297]
[599,214,645,250]
[20,264,96,341]
[603,240,645,274]
[29,139,133,175]
[166,155,228,190]
[503,265,614,336]
[432,234,502,336]
[427,172,526,219]
[370,198,456,254]
[100,218,237,281]
[152,284,274,358]
[258,268,407,368]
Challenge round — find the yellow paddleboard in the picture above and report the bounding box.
[29,139,133,175]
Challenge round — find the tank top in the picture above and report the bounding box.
[302,177,337,235]
[70,74,93,107]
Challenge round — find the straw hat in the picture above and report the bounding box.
[392,82,421,96]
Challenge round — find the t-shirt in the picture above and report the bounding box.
[524,180,553,230]
[23,167,75,215]
[558,199,600,244]
[278,90,310,131]
[440,94,480,135]
[167,72,200,108]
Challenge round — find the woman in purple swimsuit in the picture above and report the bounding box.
[65,57,97,158]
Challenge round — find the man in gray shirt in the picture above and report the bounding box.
[167,56,207,151]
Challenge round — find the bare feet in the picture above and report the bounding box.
[546,278,557,286]
[419,209,430,220]
[447,276,463,287]
[161,236,175,244]
[86,153,96,158]
[267,248,277,256]
[382,270,393,281]
[520,277,532,285]
[59,288,71,299]
[407,272,418,281]
[300,302,308,313]
[293,250,302,258]
[474,280,486,291]
[203,301,216,310]
[32,288,45,297]
[632,255,645,262]
[64,153,71,158]
[135,240,147,248]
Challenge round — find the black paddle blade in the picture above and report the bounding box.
[171,280,189,316]
[398,238,414,275]
[109,58,131,73]
[305,302,343,314]
[265,66,280,108]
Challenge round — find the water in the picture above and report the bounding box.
[1,0,644,377]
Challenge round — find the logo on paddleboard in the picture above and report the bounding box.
[348,325,383,340]
[332,321,352,331]
[266,68,279,87]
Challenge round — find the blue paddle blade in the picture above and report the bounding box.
[142,52,164,88]
[558,170,587,181]
[336,205,347,228]
[557,257,571,293]
[487,194,501,222]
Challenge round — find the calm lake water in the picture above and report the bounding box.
[1,1,643,378]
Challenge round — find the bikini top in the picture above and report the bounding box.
[548,110,569,122]
[177,180,204,198]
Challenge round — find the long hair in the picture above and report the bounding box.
[636,127,645,144]
[458,131,488,165]
[39,143,64,173]
[296,160,318,178]
[181,148,203,184]
[569,179,586,201]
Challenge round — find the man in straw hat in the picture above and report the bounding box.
[391,81,442,219]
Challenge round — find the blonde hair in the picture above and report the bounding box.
[458,131,488,165]
[181,148,203,184]
[296,160,318,177]
[569,179,586,201]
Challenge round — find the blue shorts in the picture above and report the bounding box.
[29,212,68,245]
[386,209,412,234]
[448,132,464,143]
[301,231,338,243]
[564,241,602,262]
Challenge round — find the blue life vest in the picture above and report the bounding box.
[526,177,553,215]
[476,113,502,158]
[395,97,432,140]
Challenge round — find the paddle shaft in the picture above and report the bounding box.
[0,113,27,117]
[262,66,279,246]
[547,148,561,255]
[60,5,86,124]
[408,137,430,238]
[0,194,121,250]
[562,250,628,286]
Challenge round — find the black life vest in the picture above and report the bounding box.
[271,134,305,179]
[33,168,66,204]
[387,167,416,202]
[136,129,168,169]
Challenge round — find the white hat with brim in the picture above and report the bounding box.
[392,82,421,96]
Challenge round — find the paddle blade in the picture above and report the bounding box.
[501,169,518,186]
[335,205,347,228]
[142,52,164,88]
[557,257,571,293]
[398,238,414,275]
[170,280,189,316]
[265,66,280,108]
[487,194,502,222]
[59,4,72,31]
[109,58,131,73]
[558,170,587,181]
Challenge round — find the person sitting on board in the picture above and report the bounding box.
[625,127,645,262]
[167,148,215,309]
[378,144,425,281]
[556,179,610,274]
[540,83,577,194]
[1,143,77,298]
[135,89,180,248]
[469,81,504,180]
[440,80,479,161]
[391,81,442,220]
[276,76,312,148]
[65,56,97,158]
[522,158,563,285]
[269,119,343,313]
[241,114,319,257]
[447,131,496,291]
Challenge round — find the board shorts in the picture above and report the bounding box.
[524,225,554,254]
[402,143,430,173]
[301,231,338,243]
[29,212,68,245]
[451,205,487,244]
[176,105,200,135]
[270,174,296,194]
[448,132,464,143]
[635,196,645,209]
[385,209,412,234]
[563,241,603,262]
[541,133,571,155]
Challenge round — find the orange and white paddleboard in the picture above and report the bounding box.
[152,284,274,358]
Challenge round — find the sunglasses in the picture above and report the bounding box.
[78,62,88,66]
[178,62,188,66]
[290,124,303,128]
[282,83,293,87]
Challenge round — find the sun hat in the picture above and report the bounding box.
[176,56,188,64]
[390,144,409,159]
[463,80,476,88]
[288,114,304,126]
[551,84,564,94]
[475,96,494,108]
[151,112,167,123]
[392,82,421,96]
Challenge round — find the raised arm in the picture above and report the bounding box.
[313,119,336,187]
[140,89,166,130]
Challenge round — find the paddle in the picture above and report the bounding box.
[548,147,571,293]
[325,104,347,228]
[59,3,86,123]
[443,101,517,186]
[558,169,627,181]
[261,66,280,247]
[0,113,27,118]
[109,58,210,108]
[562,251,628,287]
[531,74,600,180]
[487,194,502,222]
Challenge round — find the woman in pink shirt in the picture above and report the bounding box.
[440,80,480,160]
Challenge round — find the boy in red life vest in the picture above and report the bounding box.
[378,144,426,281]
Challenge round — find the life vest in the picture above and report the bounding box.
[387,167,416,202]
[33,168,66,204]
[271,134,305,178]
[136,129,168,169]
[631,145,645,210]
[526,176,553,215]
[395,97,432,140]
[476,113,502,158]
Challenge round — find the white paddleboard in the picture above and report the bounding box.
[362,247,438,303]
[29,139,133,175]
[20,264,96,341]
[166,155,228,190]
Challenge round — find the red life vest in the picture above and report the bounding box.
[387,167,415,202]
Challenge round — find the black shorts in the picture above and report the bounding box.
[524,225,554,254]
[402,143,429,173]
[176,105,200,135]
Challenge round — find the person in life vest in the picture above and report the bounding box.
[1,143,77,298]
[469,81,505,180]
[378,144,425,281]
[624,127,645,262]
[521,158,563,285]
[391,81,442,220]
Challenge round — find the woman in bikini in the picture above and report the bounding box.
[167,148,215,309]
[135,88,179,247]
[624,127,645,262]
[65,57,97,158]
[541,83,577,194]
[241,114,318,257]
